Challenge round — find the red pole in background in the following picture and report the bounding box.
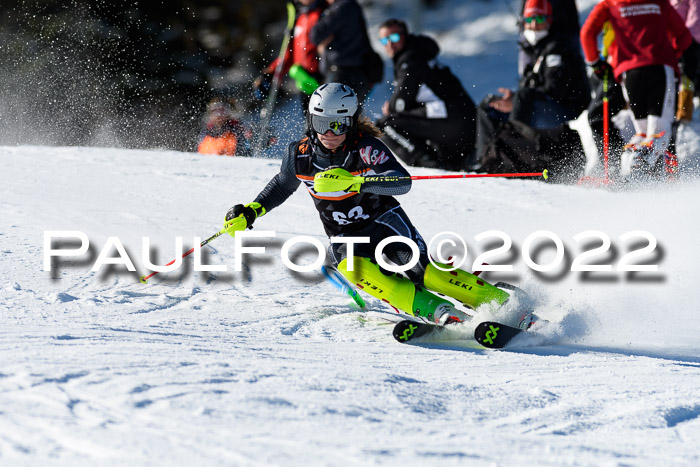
[603,67,610,184]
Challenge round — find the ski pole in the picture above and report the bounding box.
[254,1,296,155]
[321,265,366,308]
[140,227,227,284]
[602,64,610,184]
[362,169,548,183]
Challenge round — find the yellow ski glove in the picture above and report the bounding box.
[313,168,365,193]
[224,202,266,237]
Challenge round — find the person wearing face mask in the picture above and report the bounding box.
[495,0,590,127]
[472,0,590,169]
[517,0,582,76]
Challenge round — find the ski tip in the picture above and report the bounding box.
[542,169,549,180]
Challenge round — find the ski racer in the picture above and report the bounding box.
[223,83,521,326]
[581,0,692,179]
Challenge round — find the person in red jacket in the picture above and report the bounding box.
[581,0,692,180]
[254,0,326,114]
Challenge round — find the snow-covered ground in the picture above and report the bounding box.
[2,146,700,465]
[3,0,700,465]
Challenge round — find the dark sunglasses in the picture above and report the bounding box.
[311,115,352,136]
[379,32,401,46]
[523,15,548,24]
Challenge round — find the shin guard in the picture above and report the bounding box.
[337,257,451,322]
[424,263,510,309]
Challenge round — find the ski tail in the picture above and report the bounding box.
[474,321,523,349]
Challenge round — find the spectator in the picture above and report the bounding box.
[310,0,379,103]
[581,0,692,179]
[520,0,581,39]
[518,0,582,75]
[476,0,590,162]
[375,19,476,171]
[197,98,253,157]
[254,0,326,115]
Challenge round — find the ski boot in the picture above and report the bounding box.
[664,150,679,181]
[413,288,471,324]
[623,132,646,151]
[517,310,537,330]
[628,122,671,182]
[621,146,660,182]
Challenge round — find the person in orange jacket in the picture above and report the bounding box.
[197,98,253,157]
[581,0,692,179]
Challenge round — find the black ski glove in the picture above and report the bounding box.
[224,202,266,237]
[590,59,613,79]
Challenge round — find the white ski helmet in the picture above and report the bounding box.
[308,83,359,135]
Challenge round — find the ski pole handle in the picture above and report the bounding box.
[140,228,227,283]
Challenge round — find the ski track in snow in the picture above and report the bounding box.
[2,145,700,466]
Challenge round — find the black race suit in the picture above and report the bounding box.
[253,132,429,282]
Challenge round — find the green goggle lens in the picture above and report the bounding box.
[523,15,548,24]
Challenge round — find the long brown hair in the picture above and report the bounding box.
[357,115,383,138]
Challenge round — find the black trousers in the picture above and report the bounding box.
[475,99,509,166]
[622,65,672,120]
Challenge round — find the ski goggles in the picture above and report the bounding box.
[310,115,352,136]
[379,32,401,46]
[523,15,548,24]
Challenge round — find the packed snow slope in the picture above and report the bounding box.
[2,145,700,466]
